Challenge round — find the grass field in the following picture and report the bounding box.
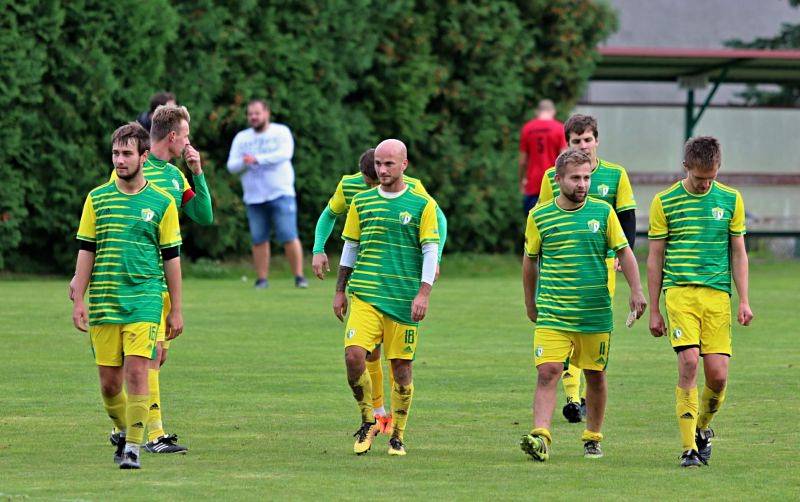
[1,257,799,501]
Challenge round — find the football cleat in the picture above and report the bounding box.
[119,450,141,469]
[295,276,309,289]
[144,434,188,454]
[109,430,122,447]
[583,440,603,458]
[520,434,550,462]
[353,422,379,455]
[113,435,126,465]
[388,437,406,456]
[376,414,394,435]
[680,449,706,468]
[695,428,714,463]
[254,278,269,289]
[562,401,582,423]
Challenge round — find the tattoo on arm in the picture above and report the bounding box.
[336,266,353,292]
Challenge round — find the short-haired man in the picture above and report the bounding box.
[537,113,637,424]
[227,99,307,289]
[335,139,440,456]
[136,91,176,132]
[520,150,646,462]
[71,123,183,469]
[312,148,448,435]
[518,99,567,214]
[647,136,753,468]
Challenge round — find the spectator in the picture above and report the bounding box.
[136,91,176,133]
[227,99,308,289]
[518,99,567,214]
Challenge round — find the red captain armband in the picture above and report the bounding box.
[181,189,196,207]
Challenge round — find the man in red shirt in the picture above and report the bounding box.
[518,100,567,214]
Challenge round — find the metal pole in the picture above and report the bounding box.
[684,89,695,140]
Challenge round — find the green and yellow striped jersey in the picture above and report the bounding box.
[538,158,636,212]
[111,154,191,208]
[648,180,746,294]
[342,186,439,325]
[327,172,429,215]
[525,198,628,333]
[77,181,182,325]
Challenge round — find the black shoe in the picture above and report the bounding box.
[680,449,706,468]
[295,276,309,288]
[119,450,141,469]
[144,433,188,454]
[583,440,603,458]
[562,401,582,423]
[113,435,126,465]
[109,430,122,447]
[695,428,714,463]
[579,398,587,420]
[254,278,269,289]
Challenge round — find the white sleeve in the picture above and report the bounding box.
[421,242,439,285]
[340,240,359,268]
[255,126,294,166]
[226,133,247,174]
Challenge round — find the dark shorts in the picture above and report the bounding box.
[523,194,539,215]
[246,196,299,245]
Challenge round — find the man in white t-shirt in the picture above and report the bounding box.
[227,99,308,289]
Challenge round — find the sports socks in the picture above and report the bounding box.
[581,429,603,442]
[675,386,698,451]
[349,370,373,423]
[366,358,384,411]
[147,369,165,442]
[126,394,150,446]
[530,427,552,446]
[390,382,414,441]
[562,368,581,403]
[697,384,726,430]
[102,390,127,431]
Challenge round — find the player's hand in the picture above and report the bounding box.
[184,144,202,174]
[649,311,667,337]
[738,302,754,326]
[243,154,257,166]
[519,179,527,195]
[166,310,184,340]
[333,292,348,322]
[411,292,429,322]
[72,301,89,332]
[629,290,647,318]
[312,253,330,280]
[614,258,622,272]
[68,275,77,301]
[526,304,538,323]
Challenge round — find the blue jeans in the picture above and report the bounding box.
[246,196,299,245]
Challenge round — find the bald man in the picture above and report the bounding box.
[334,139,440,456]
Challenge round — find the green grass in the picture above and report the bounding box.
[1,257,799,500]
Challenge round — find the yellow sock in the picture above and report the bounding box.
[147,369,165,442]
[675,386,698,451]
[349,370,373,423]
[581,429,603,442]
[530,427,552,446]
[125,394,149,446]
[390,381,414,441]
[366,359,383,411]
[562,367,580,403]
[102,390,127,432]
[697,384,726,430]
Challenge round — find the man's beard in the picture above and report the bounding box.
[117,164,141,181]
[563,190,586,204]
[252,120,267,132]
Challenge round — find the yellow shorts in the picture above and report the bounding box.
[90,322,158,366]
[665,285,732,355]
[606,257,616,298]
[534,328,610,371]
[156,292,172,349]
[344,295,418,360]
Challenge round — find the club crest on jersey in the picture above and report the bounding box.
[712,207,724,220]
[535,346,544,357]
[172,179,180,191]
[672,328,682,339]
[587,219,600,233]
[597,184,609,197]
[347,329,356,339]
[141,208,155,222]
[399,211,412,225]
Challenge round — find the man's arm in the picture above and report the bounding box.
[518,152,528,194]
[71,249,95,332]
[435,205,447,262]
[182,173,214,225]
[411,242,438,322]
[522,253,539,323]
[730,235,754,326]
[226,134,247,174]
[647,239,667,337]
[333,240,358,321]
[312,207,338,279]
[616,246,647,318]
[617,209,636,248]
[163,253,183,340]
[255,127,294,166]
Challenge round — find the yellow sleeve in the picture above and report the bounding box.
[729,191,746,236]
[648,195,668,239]
[606,209,628,251]
[537,170,554,205]
[327,181,347,215]
[412,180,430,198]
[109,169,117,182]
[341,198,361,241]
[179,170,191,192]
[159,200,182,248]
[76,196,97,242]
[524,213,541,257]
[419,200,440,245]
[615,169,637,211]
